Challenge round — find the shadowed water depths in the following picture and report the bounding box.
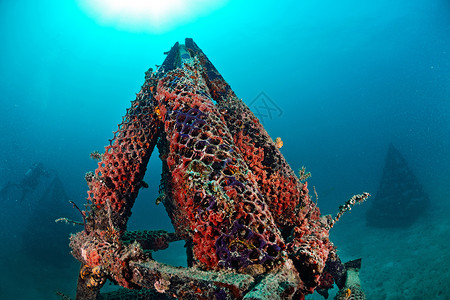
[1,0,449,298]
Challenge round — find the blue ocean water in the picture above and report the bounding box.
[1,0,449,299]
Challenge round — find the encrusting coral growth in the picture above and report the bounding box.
[67,39,369,299]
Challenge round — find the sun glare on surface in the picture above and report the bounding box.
[77,0,228,33]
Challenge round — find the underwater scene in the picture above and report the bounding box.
[1,0,449,299]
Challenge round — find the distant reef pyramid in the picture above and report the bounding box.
[366,144,429,227]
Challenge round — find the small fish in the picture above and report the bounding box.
[155,193,165,205]
[90,150,103,161]
[275,137,283,149]
[155,106,162,120]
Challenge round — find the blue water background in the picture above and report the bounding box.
[1,0,449,299]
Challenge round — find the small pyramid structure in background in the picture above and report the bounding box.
[366,144,429,227]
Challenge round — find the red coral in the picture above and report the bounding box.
[318,270,334,290]
[86,249,101,266]
[86,78,161,231]
[154,66,285,270]
[70,40,353,299]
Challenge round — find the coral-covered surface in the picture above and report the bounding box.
[69,39,339,299]
[187,39,334,293]
[85,75,161,231]
[155,62,285,271]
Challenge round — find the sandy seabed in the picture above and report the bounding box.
[1,189,449,300]
[313,186,450,300]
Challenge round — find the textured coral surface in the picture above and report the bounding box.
[155,63,285,271]
[70,39,337,299]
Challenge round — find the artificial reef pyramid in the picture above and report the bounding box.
[68,38,369,299]
[366,144,429,227]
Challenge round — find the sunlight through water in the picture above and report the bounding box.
[77,0,228,33]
